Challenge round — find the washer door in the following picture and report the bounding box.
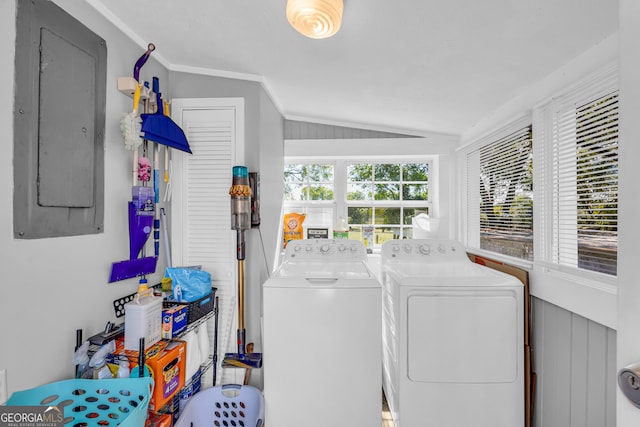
[407,289,519,383]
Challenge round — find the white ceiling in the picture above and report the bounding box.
[88,0,618,137]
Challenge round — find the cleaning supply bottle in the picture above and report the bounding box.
[89,341,115,379]
[117,359,130,378]
[333,216,348,240]
[72,341,90,379]
[91,354,112,379]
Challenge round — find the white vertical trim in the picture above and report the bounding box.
[170,97,245,386]
[334,160,347,226]
[533,62,618,276]
[554,105,579,268]
[465,150,480,248]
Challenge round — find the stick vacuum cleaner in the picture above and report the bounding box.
[222,166,263,370]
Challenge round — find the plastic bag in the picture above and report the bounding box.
[165,267,212,302]
[283,212,306,249]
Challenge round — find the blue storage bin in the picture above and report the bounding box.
[5,377,154,427]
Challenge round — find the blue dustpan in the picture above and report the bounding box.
[141,92,192,154]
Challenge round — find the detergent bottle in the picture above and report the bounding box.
[333,216,348,240]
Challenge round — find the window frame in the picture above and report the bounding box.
[344,161,431,243]
[533,67,619,281]
[462,115,534,266]
[462,64,619,282]
[284,163,336,202]
[283,158,433,251]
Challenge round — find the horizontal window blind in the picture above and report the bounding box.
[534,63,618,276]
[477,125,533,260]
[465,116,534,260]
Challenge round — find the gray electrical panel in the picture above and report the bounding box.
[14,0,106,239]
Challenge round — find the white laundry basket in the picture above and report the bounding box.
[175,384,264,427]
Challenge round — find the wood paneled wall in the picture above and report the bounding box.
[284,120,416,140]
[532,297,616,427]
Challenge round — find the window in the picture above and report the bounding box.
[466,120,533,261]
[283,163,335,243]
[534,64,618,276]
[283,160,431,250]
[346,163,430,245]
[284,163,334,201]
[464,63,619,279]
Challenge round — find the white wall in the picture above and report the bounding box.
[0,0,286,401]
[0,0,171,395]
[617,0,640,424]
[0,0,285,397]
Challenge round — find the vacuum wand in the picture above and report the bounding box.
[230,167,251,355]
[223,166,263,370]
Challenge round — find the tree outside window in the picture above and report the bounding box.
[347,163,430,245]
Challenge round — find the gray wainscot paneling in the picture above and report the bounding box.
[532,297,616,427]
[284,120,417,140]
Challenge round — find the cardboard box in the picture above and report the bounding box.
[125,340,186,411]
[145,412,172,427]
[162,305,188,339]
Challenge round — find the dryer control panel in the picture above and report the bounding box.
[381,239,468,263]
[284,239,367,261]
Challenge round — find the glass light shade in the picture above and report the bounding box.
[286,0,344,39]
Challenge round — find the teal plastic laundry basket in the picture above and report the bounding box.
[5,377,154,427]
[175,384,264,427]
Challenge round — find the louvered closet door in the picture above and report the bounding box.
[171,98,245,386]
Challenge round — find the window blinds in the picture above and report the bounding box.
[534,63,618,276]
[465,117,533,260]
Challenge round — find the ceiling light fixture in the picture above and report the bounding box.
[286,0,343,39]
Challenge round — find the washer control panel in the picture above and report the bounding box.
[381,239,467,262]
[284,239,367,261]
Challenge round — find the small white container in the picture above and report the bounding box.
[124,288,163,351]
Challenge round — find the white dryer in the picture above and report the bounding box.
[380,239,524,427]
[263,239,381,427]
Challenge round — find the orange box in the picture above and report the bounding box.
[125,340,186,411]
[145,412,172,427]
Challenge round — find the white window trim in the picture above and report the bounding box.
[459,114,532,258]
[533,62,619,278]
[283,157,435,251]
[531,62,619,329]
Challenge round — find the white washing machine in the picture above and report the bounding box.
[263,239,382,427]
[380,239,524,427]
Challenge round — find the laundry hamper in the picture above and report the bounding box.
[175,384,264,427]
[5,377,154,427]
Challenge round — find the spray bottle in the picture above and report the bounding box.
[72,341,90,379]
